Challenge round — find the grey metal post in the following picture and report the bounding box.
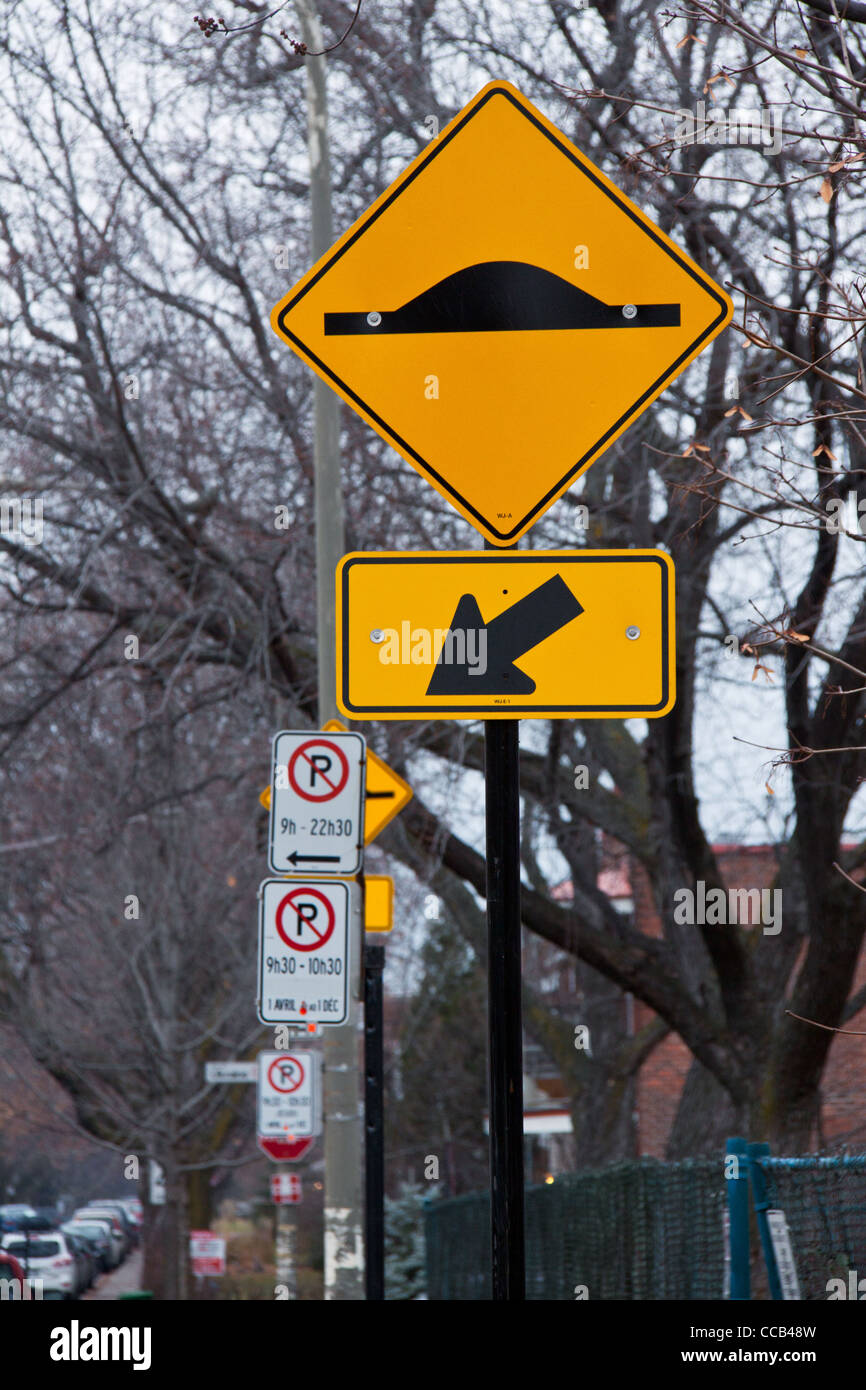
[295,1,362,1300]
[274,1168,299,1299]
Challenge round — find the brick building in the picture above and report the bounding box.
[523,839,866,1168]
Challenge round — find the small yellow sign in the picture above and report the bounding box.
[337,550,675,720]
[322,719,413,844]
[271,81,732,546]
[365,876,394,933]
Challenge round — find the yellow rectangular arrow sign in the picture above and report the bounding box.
[365,876,394,932]
[337,550,675,720]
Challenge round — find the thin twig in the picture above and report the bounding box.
[786,1009,866,1036]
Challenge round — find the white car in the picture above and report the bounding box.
[1,1230,78,1299]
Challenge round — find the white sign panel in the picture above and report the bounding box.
[767,1209,801,1300]
[189,1231,226,1276]
[257,1051,320,1140]
[257,878,356,1026]
[204,1061,257,1083]
[149,1159,166,1206]
[268,730,365,875]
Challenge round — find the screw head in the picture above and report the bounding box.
[626,625,640,640]
[622,304,637,319]
[366,311,382,327]
[370,628,385,643]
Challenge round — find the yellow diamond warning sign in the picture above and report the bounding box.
[271,81,732,546]
[322,719,412,844]
[337,551,675,720]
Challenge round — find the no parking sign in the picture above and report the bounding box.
[257,1050,321,1145]
[257,878,358,1025]
[268,730,365,875]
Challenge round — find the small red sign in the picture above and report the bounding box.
[258,1135,314,1162]
[189,1230,226,1277]
[271,1173,303,1204]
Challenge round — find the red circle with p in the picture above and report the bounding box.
[268,1055,305,1094]
[276,888,335,952]
[287,739,349,802]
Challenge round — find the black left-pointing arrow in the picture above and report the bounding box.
[287,851,341,865]
[426,575,583,696]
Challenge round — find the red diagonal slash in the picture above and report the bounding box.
[298,748,339,794]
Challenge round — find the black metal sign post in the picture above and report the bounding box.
[485,717,526,1300]
[364,940,386,1299]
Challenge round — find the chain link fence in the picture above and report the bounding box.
[423,1154,866,1300]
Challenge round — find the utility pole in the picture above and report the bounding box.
[296,0,364,1299]
[274,1174,299,1299]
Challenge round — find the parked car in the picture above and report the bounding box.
[67,1216,120,1271]
[84,1199,139,1248]
[0,1203,37,1234]
[1,1230,78,1300]
[72,1209,125,1266]
[0,1248,32,1296]
[60,1229,96,1293]
[62,1219,113,1274]
[118,1197,143,1231]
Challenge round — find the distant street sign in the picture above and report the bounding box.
[204,1061,257,1084]
[322,719,413,844]
[271,81,732,546]
[257,1051,320,1161]
[271,1173,303,1205]
[260,1136,314,1163]
[189,1230,226,1277]
[148,1160,166,1207]
[365,876,394,933]
[337,550,675,720]
[257,879,357,1025]
[268,730,365,875]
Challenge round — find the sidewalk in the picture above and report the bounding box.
[82,1249,143,1300]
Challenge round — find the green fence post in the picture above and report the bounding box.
[726,1136,750,1299]
[747,1141,782,1301]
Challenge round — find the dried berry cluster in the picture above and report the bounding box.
[193,15,226,38]
[279,29,308,54]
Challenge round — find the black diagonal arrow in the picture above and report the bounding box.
[426,575,583,696]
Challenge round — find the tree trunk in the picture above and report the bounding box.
[186,1168,212,1232]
